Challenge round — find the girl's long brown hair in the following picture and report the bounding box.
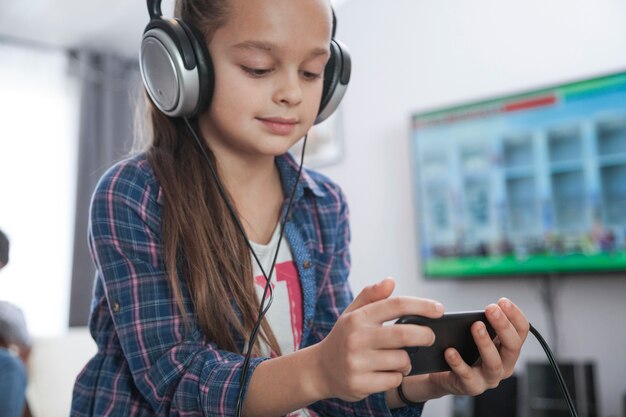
[141,0,281,357]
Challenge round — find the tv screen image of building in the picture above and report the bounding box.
[410,71,626,277]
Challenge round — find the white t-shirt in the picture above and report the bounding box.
[249,226,318,417]
[249,225,303,357]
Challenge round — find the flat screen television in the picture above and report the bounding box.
[410,70,626,278]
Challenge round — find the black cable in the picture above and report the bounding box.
[529,323,578,417]
[182,117,307,417]
[539,274,560,356]
[234,137,307,417]
[183,118,275,286]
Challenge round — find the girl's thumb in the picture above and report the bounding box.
[344,277,395,313]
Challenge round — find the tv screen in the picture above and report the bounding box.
[410,70,626,278]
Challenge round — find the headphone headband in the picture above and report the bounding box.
[147,0,162,19]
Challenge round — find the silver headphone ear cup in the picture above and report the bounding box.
[315,39,351,125]
[140,27,201,117]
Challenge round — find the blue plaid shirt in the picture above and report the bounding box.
[71,152,423,417]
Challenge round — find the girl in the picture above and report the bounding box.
[71,0,529,416]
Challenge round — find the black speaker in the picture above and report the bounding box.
[452,375,518,417]
[526,361,597,417]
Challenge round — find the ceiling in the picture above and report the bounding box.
[0,0,350,59]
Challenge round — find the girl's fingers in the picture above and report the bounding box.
[485,304,524,371]
[498,298,530,342]
[443,347,483,395]
[471,320,505,386]
[430,300,530,398]
[367,322,435,350]
[355,296,444,325]
[366,371,405,396]
[366,349,413,375]
[344,277,396,314]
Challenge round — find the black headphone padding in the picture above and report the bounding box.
[320,41,340,117]
[315,38,351,124]
[176,20,214,117]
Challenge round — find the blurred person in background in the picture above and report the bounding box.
[0,228,33,417]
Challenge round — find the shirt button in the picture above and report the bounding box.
[303,260,312,269]
[306,318,313,327]
[112,301,121,313]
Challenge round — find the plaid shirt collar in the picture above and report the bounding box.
[155,152,325,206]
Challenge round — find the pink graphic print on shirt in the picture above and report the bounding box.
[254,260,303,354]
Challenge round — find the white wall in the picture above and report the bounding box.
[322,1,626,416]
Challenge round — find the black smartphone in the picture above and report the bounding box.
[394,311,497,375]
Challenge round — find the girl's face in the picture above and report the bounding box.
[199,0,333,160]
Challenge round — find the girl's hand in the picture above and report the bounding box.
[418,298,529,398]
[311,278,444,402]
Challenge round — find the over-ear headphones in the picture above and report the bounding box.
[139,0,351,124]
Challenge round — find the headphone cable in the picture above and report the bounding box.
[234,134,307,417]
[182,117,307,417]
[529,323,578,417]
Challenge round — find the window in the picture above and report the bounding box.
[0,44,79,337]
